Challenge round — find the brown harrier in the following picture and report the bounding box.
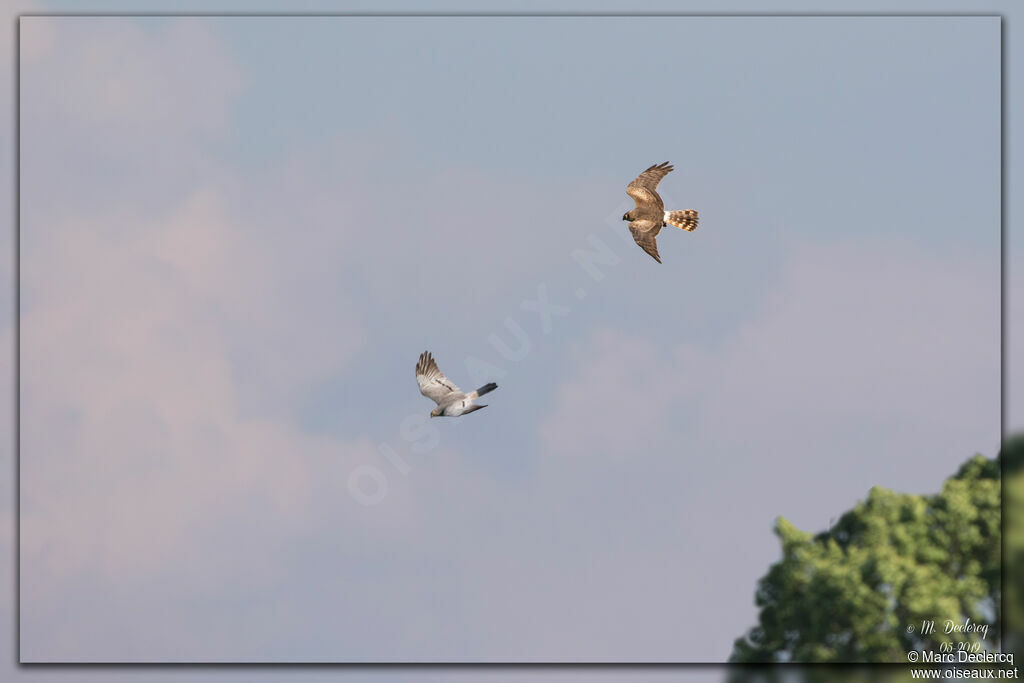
[416,351,498,418]
[622,161,699,263]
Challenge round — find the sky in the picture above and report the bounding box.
[2,0,1017,680]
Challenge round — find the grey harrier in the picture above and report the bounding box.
[622,161,699,264]
[416,351,497,418]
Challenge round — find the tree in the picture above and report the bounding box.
[1003,434,1024,657]
[730,447,1002,664]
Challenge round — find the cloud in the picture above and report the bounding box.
[702,237,1000,489]
[22,16,243,137]
[19,184,373,657]
[17,17,385,661]
[19,17,244,230]
[541,237,999,486]
[532,236,1000,659]
[538,328,707,460]
[1011,266,1024,433]
[15,14,1002,666]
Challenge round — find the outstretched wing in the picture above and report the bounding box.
[626,161,673,212]
[629,220,663,264]
[416,351,463,405]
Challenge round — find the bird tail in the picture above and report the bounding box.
[467,382,498,400]
[665,209,699,232]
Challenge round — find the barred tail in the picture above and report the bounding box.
[665,209,699,232]
[468,382,497,400]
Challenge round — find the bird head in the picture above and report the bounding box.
[622,211,632,222]
[430,407,442,418]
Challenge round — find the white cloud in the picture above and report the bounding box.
[19,187,371,657]
[541,237,1000,490]
[1010,266,1024,433]
[22,17,243,137]
[14,13,1004,666]
[17,17,385,660]
[531,237,1000,659]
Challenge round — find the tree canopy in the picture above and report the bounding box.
[730,446,1004,664]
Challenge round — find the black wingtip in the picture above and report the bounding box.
[476,382,498,397]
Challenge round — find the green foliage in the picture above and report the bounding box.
[1003,434,1024,657]
[730,449,1002,663]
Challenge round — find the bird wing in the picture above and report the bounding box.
[629,220,663,264]
[416,351,463,405]
[626,161,673,212]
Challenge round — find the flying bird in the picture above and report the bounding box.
[622,161,699,264]
[416,351,498,418]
